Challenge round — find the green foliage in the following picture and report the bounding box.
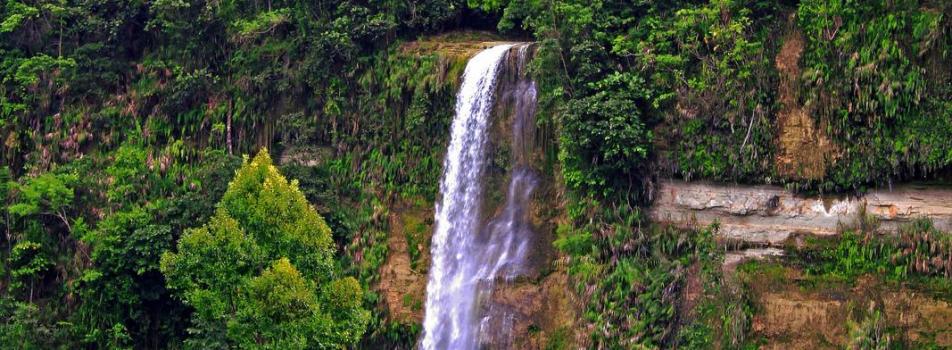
[846,305,892,350]
[0,1,40,33]
[553,225,593,257]
[0,298,72,349]
[489,0,782,198]
[5,171,77,251]
[74,204,182,346]
[228,258,334,349]
[646,0,777,181]
[54,149,240,347]
[278,44,466,348]
[7,241,50,297]
[559,72,652,196]
[0,299,35,348]
[807,231,897,279]
[7,172,75,220]
[798,0,952,189]
[555,197,721,348]
[1,0,951,347]
[0,166,9,235]
[544,326,570,350]
[497,0,950,191]
[341,48,459,201]
[800,218,952,281]
[217,150,335,278]
[105,143,152,204]
[402,213,430,271]
[676,256,758,350]
[161,150,369,348]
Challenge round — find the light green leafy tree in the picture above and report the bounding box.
[161,149,368,349]
[7,171,77,234]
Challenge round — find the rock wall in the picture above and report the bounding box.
[649,179,952,244]
[774,21,837,180]
[378,204,432,325]
[472,43,575,349]
[741,267,952,349]
[371,41,576,348]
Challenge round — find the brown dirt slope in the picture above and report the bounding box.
[377,205,432,324]
[742,265,952,349]
[485,273,579,349]
[774,20,836,180]
[400,30,510,60]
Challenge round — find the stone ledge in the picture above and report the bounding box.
[649,180,952,244]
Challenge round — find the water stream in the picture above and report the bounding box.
[421,43,538,350]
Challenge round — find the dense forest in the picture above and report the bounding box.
[1,0,951,348]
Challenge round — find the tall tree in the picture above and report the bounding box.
[161,149,368,349]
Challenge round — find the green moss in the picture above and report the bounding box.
[401,293,423,312]
[401,208,430,272]
[737,260,787,284]
[544,326,570,350]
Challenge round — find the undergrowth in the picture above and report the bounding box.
[554,197,725,348]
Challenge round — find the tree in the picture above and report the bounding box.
[160,149,368,349]
[7,240,50,302]
[75,204,180,347]
[1,166,11,250]
[7,172,76,234]
[559,72,652,197]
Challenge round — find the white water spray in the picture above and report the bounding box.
[421,43,534,350]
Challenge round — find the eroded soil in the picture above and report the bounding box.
[739,262,952,348]
[774,21,837,180]
[377,203,433,324]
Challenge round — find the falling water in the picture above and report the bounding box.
[474,44,539,349]
[421,43,538,350]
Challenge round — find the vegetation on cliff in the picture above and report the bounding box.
[474,0,951,194]
[483,0,952,347]
[733,215,952,348]
[1,0,951,348]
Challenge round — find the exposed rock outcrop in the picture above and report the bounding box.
[400,31,510,60]
[723,248,784,272]
[744,269,952,349]
[378,206,432,324]
[479,273,578,349]
[278,146,333,166]
[650,180,952,244]
[775,18,837,180]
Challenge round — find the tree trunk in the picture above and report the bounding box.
[227,99,234,155]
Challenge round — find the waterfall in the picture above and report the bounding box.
[421,43,538,350]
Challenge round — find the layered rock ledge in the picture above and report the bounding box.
[649,180,952,244]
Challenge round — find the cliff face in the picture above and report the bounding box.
[741,266,952,349]
[650,180,952,244]
[774,22,837,180]
[333,31,950,349]
[368,40,576,348]
[378,204,432,325]
[474,44,576,349]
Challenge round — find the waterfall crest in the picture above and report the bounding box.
[421,43,538,350]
